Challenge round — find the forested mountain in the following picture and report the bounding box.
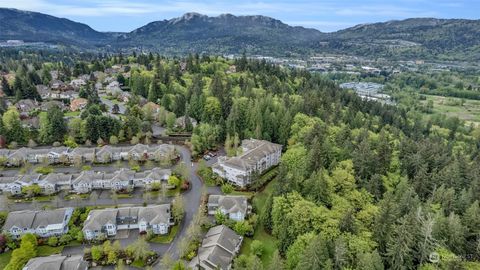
[321,18,480,60]
[117,12,323,55]
[0,8,112,47]
[1,8,480,60]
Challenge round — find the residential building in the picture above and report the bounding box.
[212,139,282,187]
[0,144,176,167]
[83,205,173,240]
[70,79,87,90]
[3,208,73,239]
[207,195,250,221]
[15,99,37,113]
[23,255,88,270]
[189,225,243,270]
[175,116,198,130]
[70,98,88,111]
[0,168,172,195]
[38,173,73,194]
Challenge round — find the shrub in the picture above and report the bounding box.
[234,221,254,236]
[250,240,264,257]
[35,166,54,175]
[91,245,104,262]
[221,183,234,194]
[47,236,58,247]
[168,175,181,187]
[64,136,78,148]
[131,164,141,172]
[59,234,73,245]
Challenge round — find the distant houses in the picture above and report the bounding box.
[207,195,250,221]
[83,204,173,240]
[2,208,74,239]
[212,139,282,187]
[189,225,243,270]
[175,116,198,130]
[0,168,172,195]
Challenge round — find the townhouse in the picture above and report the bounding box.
[23,255,88,270]
[0,168,172,195]
[0,144,177,167]
[3,208,74,239]
[82,204,173,240]
[189,225,243,270]
[212,139,282,187]
[207,195,250,221]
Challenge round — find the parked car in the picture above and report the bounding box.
[203,155,211,161]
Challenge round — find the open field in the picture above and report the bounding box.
[422,95,480,124]
[0,251,11,269]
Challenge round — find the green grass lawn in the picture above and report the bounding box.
[149,224,179,244]
[114,193,134,199]
[37,245,64,256]
[64,193,90,200]
[229,190,254,198]
[239,178,278,267]
[0,251,12,269]
[10,195,54,203]
[130,259,146,268]
[65,111,80,117]
[422,95,480,125]
[146,185,181,198]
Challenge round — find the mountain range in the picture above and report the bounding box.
[1,8,479,60]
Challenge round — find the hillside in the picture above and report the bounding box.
[0,8,111,47]
[320,18,480,60]
[116,12,324,55]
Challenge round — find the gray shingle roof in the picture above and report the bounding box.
[83,204,171,231]
[190,225,242,270]
[208,195,248,216]
[220,139,282,171]
[23,255,87,270]
[83,208,118,231]
[3,208,72,231]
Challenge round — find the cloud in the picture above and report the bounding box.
[335,5,438,17]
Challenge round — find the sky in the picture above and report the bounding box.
[0,0,478,32]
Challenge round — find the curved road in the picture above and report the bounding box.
[156,145,221,265]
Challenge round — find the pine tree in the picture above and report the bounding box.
[1,77,12,96]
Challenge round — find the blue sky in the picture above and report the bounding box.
[0,0,478,32]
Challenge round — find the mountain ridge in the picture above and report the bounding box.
[1,8,479,60]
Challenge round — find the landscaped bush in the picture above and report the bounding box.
[47,236,58,247]
[35,166,54,175]
[85,238,156,267]
[221,183,234,194]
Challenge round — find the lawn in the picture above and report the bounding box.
[239,178,278,267]
[421,95,480,125]
[0,251,11,269]
[10,195,54,203]
[113,193,134,199]
[149,224,179,244]
[64,111,80,117]
[130,259,146,268]
[147,186,182,197]
[37,245,64,256]
[229,190,254,198]
[64,193,90,200]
